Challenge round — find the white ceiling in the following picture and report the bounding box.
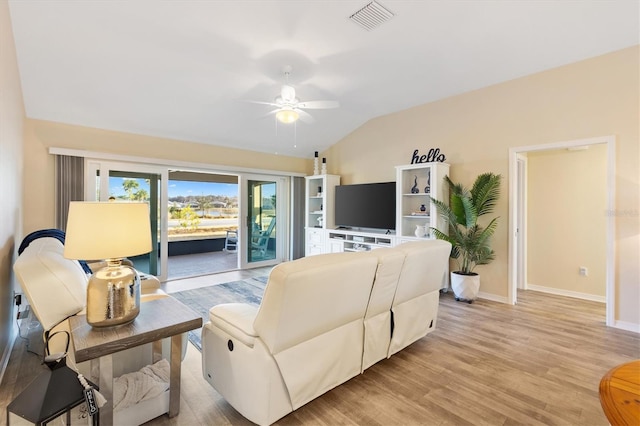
[8,1,639,158]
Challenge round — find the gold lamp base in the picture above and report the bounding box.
[86,259,141,327]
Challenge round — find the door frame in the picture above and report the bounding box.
[85,160,169,281]
[239,173,290,269]
[508,135,615,326]
[515,153,527,291]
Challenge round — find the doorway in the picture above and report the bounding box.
[166,170,240,279]
[509,136,615,326]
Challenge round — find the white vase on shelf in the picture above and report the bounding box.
[414,225,427,238]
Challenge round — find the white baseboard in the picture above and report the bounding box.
[0,320,18,386]
[477,291,509,304]
[612,320,640,333]
[526,284,606,303]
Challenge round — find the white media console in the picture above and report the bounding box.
[327,228,395,253]
[303,163,450,289]
[304,162,449,257]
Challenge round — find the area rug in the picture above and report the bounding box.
[171,275,268,351]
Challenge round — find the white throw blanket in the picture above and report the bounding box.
[113,359,170,411]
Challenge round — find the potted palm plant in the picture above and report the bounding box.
[430,172,501,303]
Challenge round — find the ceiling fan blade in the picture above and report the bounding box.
[296,109,315,124]
[296,100,340,109]
[257,109,279,120]
[245,100,280,107]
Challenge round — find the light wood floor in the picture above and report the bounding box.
[2,288,638,425]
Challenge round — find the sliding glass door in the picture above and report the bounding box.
[240,174,288,269]
[85,162,289,278]
[86,161,168,280]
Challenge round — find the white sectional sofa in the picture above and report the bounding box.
[13,236,185,425]
[201,239,451,425]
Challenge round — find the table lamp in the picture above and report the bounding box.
[64,201,152,327]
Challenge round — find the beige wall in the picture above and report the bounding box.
[324,46,639,328]
[0,0,25,374]
[527,146,607,298]
[22,119,311,233]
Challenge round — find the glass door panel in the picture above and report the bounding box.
[248,180,277,263]
[86,161,168,280]
[240,174,287,268]
[107,171,162,277]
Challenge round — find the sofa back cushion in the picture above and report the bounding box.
[393,240,451,305]
[254,251,378,354]
[361,247,406,370]
[387,239,451,356]
[13,237,88,331]
[254,251,378,408]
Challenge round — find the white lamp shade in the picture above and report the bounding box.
[64,202,152,260]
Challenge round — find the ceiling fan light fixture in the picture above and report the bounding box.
[276,109,299,124]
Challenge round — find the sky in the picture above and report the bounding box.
[168,181,238,198]
[109,177,238,198]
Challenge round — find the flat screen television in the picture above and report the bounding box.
[334,182,396,231]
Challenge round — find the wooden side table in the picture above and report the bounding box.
[599,360,640,426]
[69,296,202,426]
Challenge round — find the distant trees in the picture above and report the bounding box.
[168,194,238,208]
[121,179,149,201]
[177,206,200,230]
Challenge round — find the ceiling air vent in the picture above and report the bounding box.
[349,1,395,31]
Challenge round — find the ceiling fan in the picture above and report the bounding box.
[251,66,339,124]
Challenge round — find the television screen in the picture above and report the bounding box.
[334,182,396,231]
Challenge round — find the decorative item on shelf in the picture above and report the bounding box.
[321,157,327,174]
[317,216,324,227]
[424,173,431,193]
[414,224,427,238]
[410,148,446,164]
[317,186,322,197]
[411,176,419,193]
[64,201,152,327]
[419,204,426,212]
[313,151,319,175]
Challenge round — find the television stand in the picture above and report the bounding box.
[327,229,396,253]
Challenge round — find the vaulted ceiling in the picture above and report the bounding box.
[8,1,639,158]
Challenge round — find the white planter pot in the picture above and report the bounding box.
[450,272,480,302]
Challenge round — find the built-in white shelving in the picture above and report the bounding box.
[305,174,340,256]
[396,163,450,240]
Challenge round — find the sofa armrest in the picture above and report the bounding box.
[140,274,161,293]
[209,303,259,348]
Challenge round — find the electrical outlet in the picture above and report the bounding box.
[17,305,30,320]
[579,267,588,276]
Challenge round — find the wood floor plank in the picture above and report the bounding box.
[2,288,638,426]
